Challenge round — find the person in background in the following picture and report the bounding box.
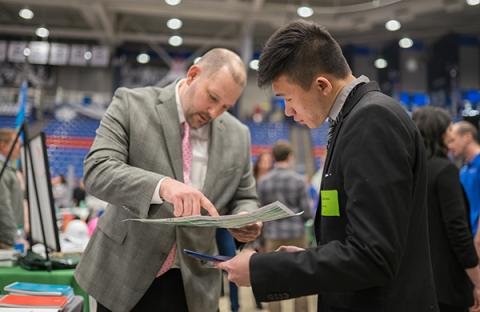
[72,178,86,207]
[0,128,23,249]
[52,174,70,208]
[257,140,312,312]
[219,20,438,312]
[253,150,273,181]
[252,149,274,310]
[447,121,480,254]
[74,48,261,312]
[413,107,480,312]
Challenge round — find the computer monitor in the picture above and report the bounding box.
[20,132,60,253]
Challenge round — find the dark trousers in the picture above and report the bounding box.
[318,301,378,312]
[216,228,239,312]
[97,269,188,312]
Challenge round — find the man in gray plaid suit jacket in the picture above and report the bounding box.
[0,129,23,250]
[74,48,260,312]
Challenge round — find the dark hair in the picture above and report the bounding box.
[272,140,292,162]
[253,151,272,180]
[59,174,66,184]
[258,20,351,90]
[412,107,451,159]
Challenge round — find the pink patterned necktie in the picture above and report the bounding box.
[157,121,192,277]
[181,121,192,185]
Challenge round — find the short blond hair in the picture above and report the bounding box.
[196,48,246,87]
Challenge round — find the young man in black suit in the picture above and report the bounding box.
[219,20,439,312]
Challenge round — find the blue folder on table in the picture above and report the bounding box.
[4,282,74,298]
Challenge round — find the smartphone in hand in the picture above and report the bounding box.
[183,249,232,263]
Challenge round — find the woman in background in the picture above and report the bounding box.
[413,107,480,312]
[253,150,273,181]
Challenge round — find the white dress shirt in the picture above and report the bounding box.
[151,79,210,203]
[328,75,370,122]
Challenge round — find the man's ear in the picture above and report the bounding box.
[186,65,201,85]
[314,76,333,96]
[466,132,475,143]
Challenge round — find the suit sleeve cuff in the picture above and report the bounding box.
[151,177,167,204]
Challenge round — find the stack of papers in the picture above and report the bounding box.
[126,201,303,228]
[4,282,74,301]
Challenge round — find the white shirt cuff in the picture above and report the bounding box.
[151,177,168,204]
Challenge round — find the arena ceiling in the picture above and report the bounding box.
[0,0,478,55]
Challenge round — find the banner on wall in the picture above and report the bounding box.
[69,44,89,66]
[90,46,109,67]
[8,41,27,63]
[28,41,50,65]
[49,43,70,66]
[0,41,6,62]
[1,40,110,68]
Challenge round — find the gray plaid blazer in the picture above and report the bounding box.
[74,82,258,312]
[0,160,23,246]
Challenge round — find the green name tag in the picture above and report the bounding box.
[321,190,340,217]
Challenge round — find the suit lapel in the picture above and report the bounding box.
[322,82,380,173]
[202,116,225,198]
[314,81,381,241]
[155,83,183,181]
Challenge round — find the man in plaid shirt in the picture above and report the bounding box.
[257,140,312,312]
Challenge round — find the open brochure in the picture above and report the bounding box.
[125,201,303,228]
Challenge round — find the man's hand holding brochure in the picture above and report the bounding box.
[125,201,303,228]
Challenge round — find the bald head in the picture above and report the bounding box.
[196,48,247,88]
[446,121,480,161]
[451,121,478,142]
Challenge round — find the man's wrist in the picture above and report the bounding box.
[151,177,169,204]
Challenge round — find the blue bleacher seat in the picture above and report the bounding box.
[244,121,290,146]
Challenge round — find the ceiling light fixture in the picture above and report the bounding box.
[168,35,183,47]
[466,0,480,5]
[84,51,92,60]
[23,48,31,57]
[385,20,401,31]
[399,37,414,48]
[165,0,181,6]
[35,27,49,38]
[137,53,150,64]
[374,58,388,69]
[167,18,183,30]
[19,8,34,20]
[297,6,314,18]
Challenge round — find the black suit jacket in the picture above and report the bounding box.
[427,156,477,308]
[250,82,438,312]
